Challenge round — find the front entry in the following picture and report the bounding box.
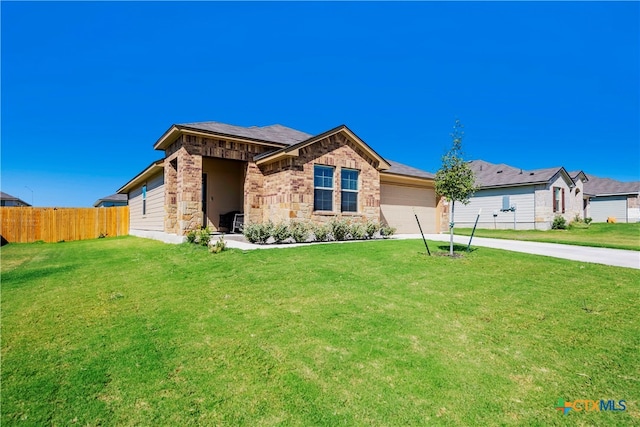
[202,157,245,231]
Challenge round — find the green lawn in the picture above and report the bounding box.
[455,223,640,251]
[2,237,639,426]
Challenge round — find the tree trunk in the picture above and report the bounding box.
[449,200,455,256]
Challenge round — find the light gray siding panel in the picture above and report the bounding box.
[453,186,535,229]
[589,196,627,223]
[129,173,165,231]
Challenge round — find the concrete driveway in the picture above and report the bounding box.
[412,234,640,269]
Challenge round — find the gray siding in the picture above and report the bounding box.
[129,172,165,231]
[453,186,535,229]
[589,196,627,223]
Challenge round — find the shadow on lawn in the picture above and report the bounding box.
[436,243,478,253]
[2,264,79,289]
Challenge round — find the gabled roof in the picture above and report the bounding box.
[254,125,391,170]
[93,193,128,207]
[582,174,640,197]
[0,191,31,206]
[154,121,312,150]
[569,170,589,183]
[150,120,434,179]
[117,160,165,194]
[469,160,576,189]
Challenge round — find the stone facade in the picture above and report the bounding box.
[164,134,273,235]
[162,131,383,235]
[252,133,382,224]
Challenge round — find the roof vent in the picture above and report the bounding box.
[519,169,523,174]
[497,170,503,174]
[529,172,534,176]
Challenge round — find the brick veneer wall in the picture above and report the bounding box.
[255,132,382,224]
[162,131,385,234]
[164,134,274,235]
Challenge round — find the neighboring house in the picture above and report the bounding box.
[448,160,588,230]
[93,193,128,207]
[0,191,31,207]
[581,175,640,223]
[118,121,439,241]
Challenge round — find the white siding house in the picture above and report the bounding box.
[451,160,586,230]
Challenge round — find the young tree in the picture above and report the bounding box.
[435,120,477,256]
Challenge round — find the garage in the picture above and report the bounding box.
[380,182,437,234]
[589,196,627,223]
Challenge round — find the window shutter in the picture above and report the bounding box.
[562,188,565,213]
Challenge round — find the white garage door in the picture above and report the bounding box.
[589,196,627,223]
[380,184,436,234]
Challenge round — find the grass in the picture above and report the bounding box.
[454,222,640,251]
[2,236,639,426]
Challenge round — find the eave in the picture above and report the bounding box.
[153,124,288,151]
[117,160,165,194]
[255,125,391,170]
[380,171,434,187]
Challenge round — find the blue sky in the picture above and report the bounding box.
[2,1,638,207]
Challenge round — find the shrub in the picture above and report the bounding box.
[243,222,273,244]
[329,217,350,241]
[209,235,226,253]
[289,221,310,243]
[552,215,567,230]
[198,227,212,246]
[364,221,381,239]
[569,215,590,230]
[350,222,367,240]
[186,229,198,243]
[379,224,396,238]
[272,222,291,243]
[312,223,331,242]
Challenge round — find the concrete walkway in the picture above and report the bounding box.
[224,233,640,269]
[409,234,640,270]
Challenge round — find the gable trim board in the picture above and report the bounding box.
[255,125,391,171]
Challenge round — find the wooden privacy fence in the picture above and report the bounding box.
[0,207,129,244]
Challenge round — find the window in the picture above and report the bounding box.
[142,184,147,215]
[553,187,565,213]
[341,169,359,212]
[314,165,334,211]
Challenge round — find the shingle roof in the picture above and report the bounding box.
[93,193,128,207]
[583,175,640,196]
[179,121,313,146]
[1,191,21,201]
[0,191,31,206]
[468,160,568,188]
[383,160,435,179]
